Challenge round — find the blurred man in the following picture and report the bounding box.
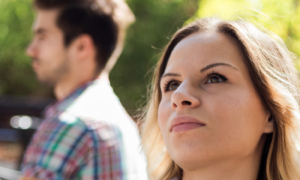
[22,0,148,179]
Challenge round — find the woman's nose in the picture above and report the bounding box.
[171,84,200,110]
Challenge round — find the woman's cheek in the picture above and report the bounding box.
[158,99,172,132]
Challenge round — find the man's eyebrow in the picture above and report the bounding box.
[200,62,238,73]
[34,28,46,35]
[161,73,181,79]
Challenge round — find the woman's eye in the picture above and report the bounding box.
[207,75,227,83]
[166,81,180,91]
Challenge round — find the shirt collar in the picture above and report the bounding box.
[44,78,110,119]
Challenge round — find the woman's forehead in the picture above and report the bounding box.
[166,31,248,73]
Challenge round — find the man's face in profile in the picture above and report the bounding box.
[26,9,69,86]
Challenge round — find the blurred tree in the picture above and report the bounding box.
[111,0,199,114]
[0,0,52,97]
[195,0,300,67]
[0,0,199,115]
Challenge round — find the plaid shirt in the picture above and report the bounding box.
[22,78,148,180]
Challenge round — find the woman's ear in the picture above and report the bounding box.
[263,111,274,133]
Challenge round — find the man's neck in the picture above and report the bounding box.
[98,71,109,82]
[54,80,86,101]
[54,71,109,100]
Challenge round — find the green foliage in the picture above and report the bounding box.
[2,0,299,115]
[111,0,198,113]
[195,0,300,66]
[0,0,52,97]
[0,0,199,114]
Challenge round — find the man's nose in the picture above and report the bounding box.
[171,82,200,110]
[26,41,35,58]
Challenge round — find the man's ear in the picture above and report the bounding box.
[263,110,274,133]
[71,34,95,60]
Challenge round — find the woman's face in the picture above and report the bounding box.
[158,32,273,170]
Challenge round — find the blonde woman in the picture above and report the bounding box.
[141,17,300,180]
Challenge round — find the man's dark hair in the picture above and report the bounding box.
[34,0,121,72]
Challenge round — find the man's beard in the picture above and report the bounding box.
[34,58,70,87]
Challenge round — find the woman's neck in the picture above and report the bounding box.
[182,137,266,180]
[182,159,258,180]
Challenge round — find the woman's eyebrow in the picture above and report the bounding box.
[200,63,238,73]
[161,73,181,79]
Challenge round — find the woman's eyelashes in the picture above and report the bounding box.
[164,80,180,92]
[162,72,228,93]
[206,72,228,84]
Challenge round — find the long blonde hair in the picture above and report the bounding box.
[141,17,300,180]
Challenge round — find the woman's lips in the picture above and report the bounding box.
[170,116,205,133]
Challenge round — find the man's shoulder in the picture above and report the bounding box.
[39,111,89,134]
[23,112,121,169]
[53,111,124,141]
[65,81,135,127]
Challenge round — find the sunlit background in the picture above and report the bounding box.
[0,0,299,175]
